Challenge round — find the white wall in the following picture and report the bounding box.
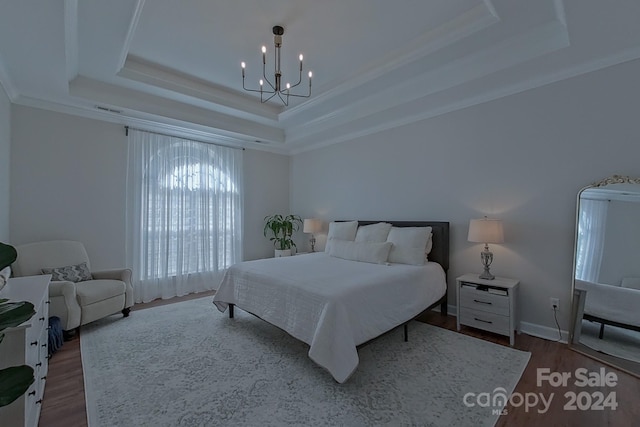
[0,84,10,242]
[291,58,640,336]
[243,149,290,261]
[10,106,290,269]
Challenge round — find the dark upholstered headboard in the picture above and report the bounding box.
[350,221,450,273]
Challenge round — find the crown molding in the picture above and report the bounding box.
[69,75,285,143]
[290,48,640,155]
[0,55,17,102]
[116,0,146,73]
[553,0,567,28]
[280,2,501,123]
[118,55,281,121]
[12,94,289,155]
[64,0,79,82]
[286,19,570,147]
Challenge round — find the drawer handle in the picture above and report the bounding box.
[28,391,36,396]
[39,316,45,321]
[42,343,47,347]
[473,299,492,305]
[41,376,47,380]
[30,341,38,346]
[35,362,42,367]
[474,317,493,324]
[36,399,43,404]
[45,300,50,304]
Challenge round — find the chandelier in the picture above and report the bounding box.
[241,26,312,106]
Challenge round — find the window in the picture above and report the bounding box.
[575,197,608,282]
[127,129,243,302]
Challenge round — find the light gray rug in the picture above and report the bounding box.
[81,297,530,427]
[580,320,640,364]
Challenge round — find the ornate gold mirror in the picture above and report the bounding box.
[570,175,640,377]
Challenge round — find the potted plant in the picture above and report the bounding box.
[0,242,36,408]
[263,214,303,257]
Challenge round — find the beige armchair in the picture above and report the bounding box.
[12,240,133,333]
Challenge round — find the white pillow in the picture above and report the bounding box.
[386,226,432,265]
[355,222,392,243]
[329,240,392,264]
[425,232,433,256]
[325,221,358,253]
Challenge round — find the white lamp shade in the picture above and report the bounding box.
[303,218,322,233]
[468,218,504,244]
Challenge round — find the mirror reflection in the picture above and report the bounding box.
[571,176,640,374]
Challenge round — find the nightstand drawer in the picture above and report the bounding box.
[460,309,510,335]
[460,285,509,316]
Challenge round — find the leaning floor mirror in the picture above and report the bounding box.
[570,175,640,377]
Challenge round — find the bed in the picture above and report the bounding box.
[213,221,449,383]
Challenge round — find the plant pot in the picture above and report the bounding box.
[274,249,292,257]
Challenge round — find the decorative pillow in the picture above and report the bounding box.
[42,262,93,283]
[354,222,392,243]
[329,240,392,264]
[386,226,432,265]
[325,221,358,253]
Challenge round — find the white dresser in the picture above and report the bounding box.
[0,275,51,427]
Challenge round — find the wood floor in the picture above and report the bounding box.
[39,294,639,427]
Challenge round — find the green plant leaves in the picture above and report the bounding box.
[0,300,36,333]
[0,366,35,407]
[0,242,17,271]
[263,214,302,250]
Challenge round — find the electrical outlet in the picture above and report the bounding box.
[550,297,559,311]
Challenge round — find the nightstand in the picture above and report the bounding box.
[456,273,520,346]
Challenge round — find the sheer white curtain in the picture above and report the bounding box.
[575,198,609,282]
[126,129,243,303]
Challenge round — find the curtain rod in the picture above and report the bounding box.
[124,126,245,151]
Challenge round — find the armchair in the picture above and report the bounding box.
[11,240,133,332]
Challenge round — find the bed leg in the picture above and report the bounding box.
[599,323,605,339]
[229,304,234,319]
[440,298,448,316]
[403,323,408,342]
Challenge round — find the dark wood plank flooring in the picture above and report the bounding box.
[39,295,639,427]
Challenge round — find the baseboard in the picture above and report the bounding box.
[434,305,569,344]
[520,321,569,344]
[431,304,457,316]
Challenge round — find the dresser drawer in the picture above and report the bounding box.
[0,275,51,427]
[459,284,510,316]
[460,308,510,336]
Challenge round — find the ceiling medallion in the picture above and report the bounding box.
[241,26,312,106]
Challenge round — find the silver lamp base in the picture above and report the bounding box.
[478,244,495,280]
[309,235,316,252]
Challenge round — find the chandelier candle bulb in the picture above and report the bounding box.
[240,25,313,105]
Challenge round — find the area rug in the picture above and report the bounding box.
[81,297,530,427]
[579,320,640,364]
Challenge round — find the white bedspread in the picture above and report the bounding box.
[213,252,446,383]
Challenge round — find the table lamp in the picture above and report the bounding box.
[303,218,322,252]
[467,217,504,280]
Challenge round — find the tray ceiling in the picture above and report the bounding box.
[1,0,640,153]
